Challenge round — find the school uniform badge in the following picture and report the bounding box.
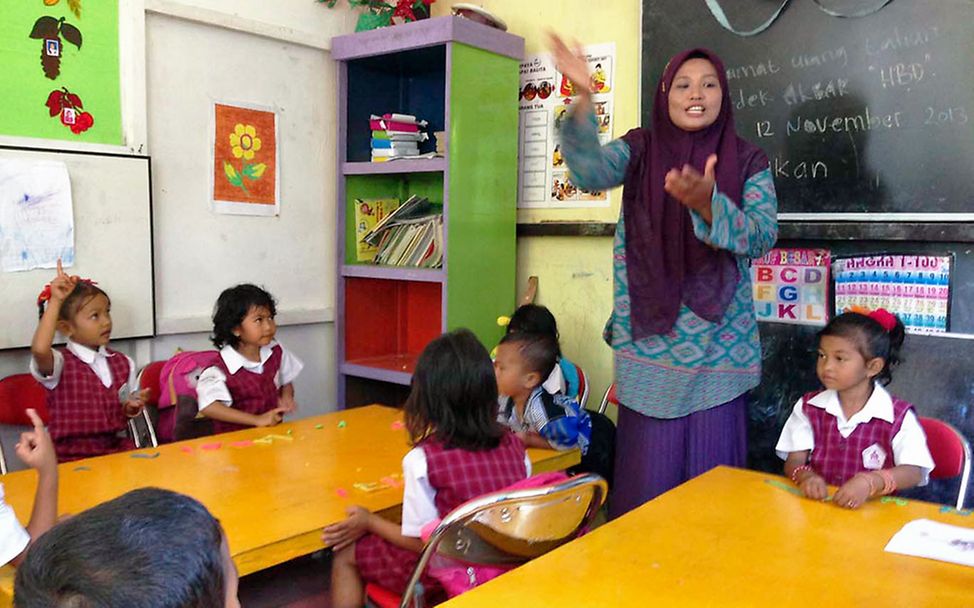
[861,443,887,470]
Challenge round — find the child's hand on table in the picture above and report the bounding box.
[322,505,374,551]
[833,474,873,510]
[255,407,286,427]
[798,473,829,501]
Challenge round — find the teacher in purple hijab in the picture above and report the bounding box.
[551,35,778,517]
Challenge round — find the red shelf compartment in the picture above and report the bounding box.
[343,277,442,370]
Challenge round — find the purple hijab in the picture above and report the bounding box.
[620,48,768,339]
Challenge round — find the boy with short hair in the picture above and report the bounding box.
[14,487,239,608]
[494,332,614,483]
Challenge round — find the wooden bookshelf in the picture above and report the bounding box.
[333,17,523,406]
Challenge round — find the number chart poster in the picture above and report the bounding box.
[751,248,830,326]
[0,0,122,145]
[517,42,615,209]
[833,254,952,334]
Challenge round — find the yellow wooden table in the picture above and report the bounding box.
[0,405,578,601]
[442,466,973,607]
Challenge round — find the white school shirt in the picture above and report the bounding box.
[400,447,533,538]
[30,340,138,392]
[775,383,935,485]
[0,484,30,566]
[195,340,304,411]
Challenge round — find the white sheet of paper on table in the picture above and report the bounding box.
[884,518,974,567]
[0,158,74,272]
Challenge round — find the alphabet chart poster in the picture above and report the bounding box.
[832,254,952,334]
[751,248,830,326]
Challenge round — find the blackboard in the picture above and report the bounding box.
[643,0,974,216]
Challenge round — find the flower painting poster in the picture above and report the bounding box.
[211,103,279,216]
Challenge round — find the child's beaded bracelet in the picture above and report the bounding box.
[791,464,815,484]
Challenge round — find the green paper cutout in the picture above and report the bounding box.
[0,1,121,144]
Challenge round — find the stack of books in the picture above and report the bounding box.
[361,195,443,268]
[370,113,430,162]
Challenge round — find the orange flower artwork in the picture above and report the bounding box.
[212,103,279,215]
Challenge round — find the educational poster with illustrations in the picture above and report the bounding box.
[0,0,122,145]
[211,102,279,216]
[833,255,952,333]
[751,248,830,326]
[0,158,74,272]
[518,42,615,209]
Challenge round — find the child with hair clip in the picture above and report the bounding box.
[30,261,145,461]
[776,309,934,509]
[504,304,582,399]
[324,329,531,608]
[196,284,303,433]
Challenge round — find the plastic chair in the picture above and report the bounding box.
[0,375,50,475]
[128,363,162,449]
[918,416,971,510]
[365,473,608,608]
[597,383,617,415]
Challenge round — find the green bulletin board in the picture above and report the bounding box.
[0,0,121,145]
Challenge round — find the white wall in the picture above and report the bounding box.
[0,1,357,424]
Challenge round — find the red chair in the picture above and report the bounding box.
[919,416,971,510]
[597,383,618,415]
[0,374,50,474]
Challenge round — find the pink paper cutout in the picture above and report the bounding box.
[201,443,222,451]
[390,420,405,430]
[230,440,254,448]
[181,447,194,454]
[335,488,348,498]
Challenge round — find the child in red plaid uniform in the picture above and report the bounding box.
[196,284,303,433]
[324,329,531,608]
[776,309,934,509]
[30,261,146,462]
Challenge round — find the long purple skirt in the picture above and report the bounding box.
[608,394,748,519]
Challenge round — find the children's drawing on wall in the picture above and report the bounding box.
[211,102,280,216]
[0,158,75,272]
[517,42,615,209]
[833,254,952,334]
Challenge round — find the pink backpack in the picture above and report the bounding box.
[420,471,571,598]
[155,350,220,443]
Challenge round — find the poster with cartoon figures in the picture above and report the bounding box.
[833,255,952,334]
[518,43,615,209]
[751,248,830,326]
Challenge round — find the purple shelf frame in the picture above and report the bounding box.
[341,264,446,283]
[342,158,447,175]
[340,363,412,386]
[331,15,524,61]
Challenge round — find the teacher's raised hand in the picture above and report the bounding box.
[664,153,718,224]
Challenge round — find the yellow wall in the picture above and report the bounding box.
[433,1,642,406]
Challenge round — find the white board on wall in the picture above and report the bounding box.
[146,12,334,334]
[0,146,154,350]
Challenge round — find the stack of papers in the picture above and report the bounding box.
[884,518,974,567]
